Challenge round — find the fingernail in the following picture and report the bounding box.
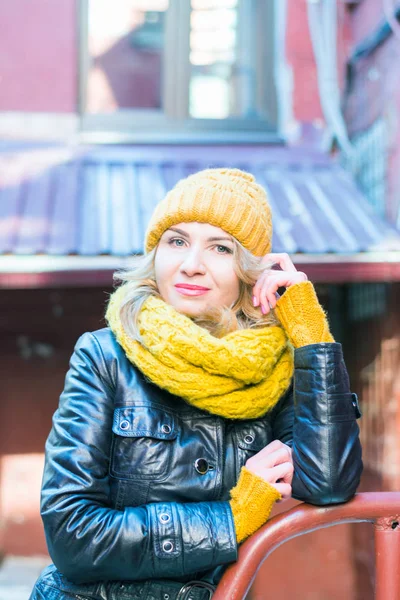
[252,296,257,307]
[261,304,267,314]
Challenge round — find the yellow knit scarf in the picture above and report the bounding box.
[105,286,294,420]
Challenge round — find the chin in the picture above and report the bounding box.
[167,296,210,317]
[174,302,206,317]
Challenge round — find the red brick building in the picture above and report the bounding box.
[1,1,400,599]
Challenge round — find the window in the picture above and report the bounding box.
[79,0,279,142]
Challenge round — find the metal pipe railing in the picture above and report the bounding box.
[214,492,400,600]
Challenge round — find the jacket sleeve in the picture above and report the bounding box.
[271,342,363,505]
[40,332,237,584]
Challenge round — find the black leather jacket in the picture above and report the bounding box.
[31,328,362,600]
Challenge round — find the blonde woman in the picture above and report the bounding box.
[30,169,362,600]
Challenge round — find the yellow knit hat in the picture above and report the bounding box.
[144,168,273,257]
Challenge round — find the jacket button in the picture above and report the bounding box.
[244,434,255,444]
[162,540,174,553]
[161,424,172,434]
[194,458,209,475]
[159,512,171,523]
[120,420,130,430]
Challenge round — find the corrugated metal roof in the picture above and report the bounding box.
[1,143,399,256]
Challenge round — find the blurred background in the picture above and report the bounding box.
[1,0,400,598]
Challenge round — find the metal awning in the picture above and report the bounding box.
[1,143,400,287]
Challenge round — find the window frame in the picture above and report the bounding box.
[78,0,282,144]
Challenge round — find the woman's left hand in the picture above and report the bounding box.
[253,253,308,315]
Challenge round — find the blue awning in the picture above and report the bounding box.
[0,143,399,257]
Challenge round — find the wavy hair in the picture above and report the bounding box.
[109,238,280,341]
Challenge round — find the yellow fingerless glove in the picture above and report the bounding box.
[275,280,335,348]
[229,466,282,544]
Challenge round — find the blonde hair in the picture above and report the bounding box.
[110,238,280,341]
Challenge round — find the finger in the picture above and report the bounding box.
[271,460,294,480]
[259,254,278,269]
[259,271,296,308]
[252,272,268,307]
[258,280,271,314]
[259,279,281,313]
[267,439,284,451]
[263,447,293,468]
[266,288,278,309]
[284,444,293,461]
[255,439,286,457]
[272,253,297,273]
[273,482,292,500]
[258,275,287,313]
[246,447,289,472]
[254,269,300,309]
[270,462,294,484]
[260,253,285,269]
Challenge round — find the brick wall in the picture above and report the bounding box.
[0,0,77,111]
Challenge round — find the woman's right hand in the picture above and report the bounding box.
[245,439,293,500]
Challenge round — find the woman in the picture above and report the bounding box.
[30,168,362,600]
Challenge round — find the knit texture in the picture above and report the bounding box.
[229,282,335,543]
[274,281,335,348]
[144,168,273,257]
[229,467,282,543]
[105,285,294,420]
[105,281,335,543]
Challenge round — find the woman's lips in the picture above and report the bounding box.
[175,284,210,296]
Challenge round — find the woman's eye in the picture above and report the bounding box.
[167,239,231,253]
[169,238,185,247]
[216,245,232,254]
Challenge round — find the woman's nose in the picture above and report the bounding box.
[180,250,206,275]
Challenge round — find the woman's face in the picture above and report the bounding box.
[154,222,240,317]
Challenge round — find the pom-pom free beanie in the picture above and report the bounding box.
[144,168,273,257]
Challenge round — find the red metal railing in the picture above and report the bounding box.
[214,492,400,600]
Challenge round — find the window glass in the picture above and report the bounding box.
[189,0,263,119]
[82,0,276,135]
[86,0,169,113]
